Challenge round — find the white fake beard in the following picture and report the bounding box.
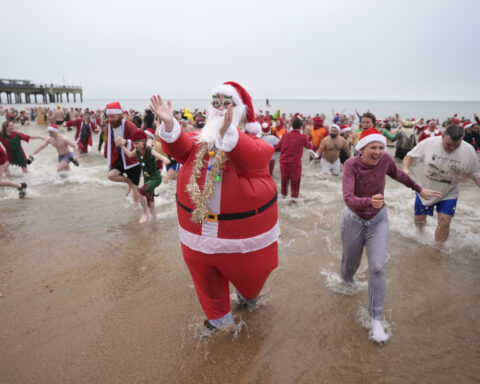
[196,104,246,145]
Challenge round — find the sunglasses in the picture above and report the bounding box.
[211,98,234,109]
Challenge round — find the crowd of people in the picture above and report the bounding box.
[0,85,479,343]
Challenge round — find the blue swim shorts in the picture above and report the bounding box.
[58,152,73,163]
[166,163,181,173]
[414,194,456,217]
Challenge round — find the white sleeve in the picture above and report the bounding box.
[159,118,181,143]
[215,124,239,152]
[406,139,426,160]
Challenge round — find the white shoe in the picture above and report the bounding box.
[370,319,390,343]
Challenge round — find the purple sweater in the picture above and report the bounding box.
[342,153,422,219]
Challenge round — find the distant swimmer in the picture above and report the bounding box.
[402,125,480,251]
[29,124,79,172]
[64,110,99,153]
[119,130,170,224]
[317,124,351,176]
[341,126,440,343]
[266,98,271,107]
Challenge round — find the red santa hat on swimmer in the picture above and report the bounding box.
[132,130,147,142]
[210,81,261,135]
[48,124,59,133]
[340,124,351,133]
[355,128,386,151]
[330,124,340,132]
[145,128,155,138]
[462,121,473,130]
[106,102,123,115]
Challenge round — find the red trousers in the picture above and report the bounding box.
[181,241,278,320]
[269,159,275,176]
[280,163,302,198]
[78,140,88,154]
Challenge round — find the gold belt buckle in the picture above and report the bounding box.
[205,212,218,222]
[144,172,150,178]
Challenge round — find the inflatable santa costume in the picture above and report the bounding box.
[157,82,279,329]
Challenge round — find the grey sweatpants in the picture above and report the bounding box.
[340,206,389,320]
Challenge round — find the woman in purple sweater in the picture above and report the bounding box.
[341,128,440,343]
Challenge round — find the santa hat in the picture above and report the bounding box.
[132,130,147,142]
[462,122,473,130]
[211,81,261,135]
[340,124,351,133]
[145,128,155,138]
[261,122,271,134]
[355,128,386,151]
[106,102,123,115]
[47,124,59,133]
[330,124,340,132]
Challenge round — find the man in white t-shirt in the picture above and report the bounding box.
[403,125,480,249]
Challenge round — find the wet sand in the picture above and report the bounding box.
[0,124,479,383]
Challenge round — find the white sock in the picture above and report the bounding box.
[371,318,389,343]
[208,312,234,329]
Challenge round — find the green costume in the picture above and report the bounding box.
[136,147,162,193]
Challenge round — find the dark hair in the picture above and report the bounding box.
[132,115,142,128]
[444,125,464,141]
[143,109,155,129]
[292,117,302,130]
[362,112,376,126]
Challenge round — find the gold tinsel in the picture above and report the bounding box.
[186,143,228,223]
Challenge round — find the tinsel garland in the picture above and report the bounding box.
[186,143,227,223]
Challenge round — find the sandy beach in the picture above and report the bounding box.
[0,122,479,383]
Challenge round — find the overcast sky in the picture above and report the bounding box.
[2,0,479,101]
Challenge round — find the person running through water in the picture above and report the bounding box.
[341,127,440,343]
[29,124,79,172]
[119,130,170,223]
[0,143,27,198]
[0,120,45,174]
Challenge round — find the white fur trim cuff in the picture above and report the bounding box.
[355,134,386,151]
[48,126,58,132]
[106,109,123,115]
[215,124,239,152]
[211,84,242,107]
[245,121,261,135]
[159,118,181,143]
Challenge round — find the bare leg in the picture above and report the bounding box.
[57,161,70,172]
[414,214,427,233]
[0,166,21,189]
[22,166,28,173]
[163,168,176,184]
[138,194,149,224]
[149,201,157,220]
[108,169,140,204]
[434,213,453,250]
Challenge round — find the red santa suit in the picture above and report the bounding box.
[65,118,98,153]
[104,118,140,170]
[418,128,442,142]
[160,82,278,323]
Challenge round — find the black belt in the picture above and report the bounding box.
[176,193,277,222]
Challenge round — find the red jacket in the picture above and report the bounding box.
[418,129,441,142]
[65,118,97,146]
[104,119,140,169]
[276,129,312,166]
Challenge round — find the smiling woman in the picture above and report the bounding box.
[340,125,441,343]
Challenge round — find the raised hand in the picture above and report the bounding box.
[219,104,233,139]
[149,95,174,131]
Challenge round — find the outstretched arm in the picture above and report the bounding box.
[30,138,50,157]
[402,155,413,176]
[151,149,171,163]
[120,142,136,158]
